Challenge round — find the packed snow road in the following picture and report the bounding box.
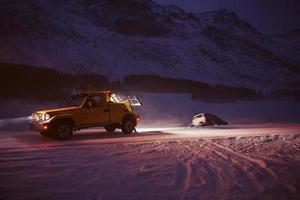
[1,124,300,199]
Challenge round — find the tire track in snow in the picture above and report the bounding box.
[170,140,234,198]
[210,141,277,177]
[201,141,265,197]
[177,141,210,193]
[172,140,230,199]
[204,143,265,192]
[209,141,297,193]
[176,162,192,193]
[165,141,193,195]
[162,140,205,196]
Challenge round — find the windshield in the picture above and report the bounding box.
[66,96,85,107]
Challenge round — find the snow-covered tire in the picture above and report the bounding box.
[54,122,73,140]
[121,117,135,134]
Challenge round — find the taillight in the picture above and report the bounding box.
[136,115,140,122]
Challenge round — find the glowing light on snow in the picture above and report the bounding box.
[137,127,186,133]
[0,116,31,128]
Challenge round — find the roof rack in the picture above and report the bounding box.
[128,96,142,106]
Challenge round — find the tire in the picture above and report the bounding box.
[121,117,135,134]
[54,122,73,140]
[104,125,117,133]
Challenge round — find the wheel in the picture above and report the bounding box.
[39,131,51,137]
[121,117,135,134]
[54,122,73,140]
[104,125,117,133]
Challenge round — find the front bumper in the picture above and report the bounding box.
[29,121,49,132]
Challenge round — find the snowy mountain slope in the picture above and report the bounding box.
[265,29,300,64]
[269,29,300,50]
[196,9,262,40]
[196,10,300,66]
[0,0,299,89]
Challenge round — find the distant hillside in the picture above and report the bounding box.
[0,0,299,90]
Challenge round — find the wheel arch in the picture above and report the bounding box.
[50,116,76,128]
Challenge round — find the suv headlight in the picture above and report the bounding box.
[32,113,50,122]
[32,113,37,121]
[43,113,50,121]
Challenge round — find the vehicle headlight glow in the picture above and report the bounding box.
[44,113,50,121]
[32,113,50,122]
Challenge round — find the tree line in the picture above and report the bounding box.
[0,63,298,102]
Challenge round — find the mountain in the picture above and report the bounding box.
[265,29,300,64]
[268,29,300,49]
[196,9,262,39]
[0,0,299,90]
[197,10,300,65]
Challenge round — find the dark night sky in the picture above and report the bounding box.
[154,0,300,34]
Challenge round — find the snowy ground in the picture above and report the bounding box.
[1,124,300,200]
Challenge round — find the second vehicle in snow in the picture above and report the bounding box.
[191,113,228,127]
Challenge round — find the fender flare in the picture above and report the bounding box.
[49,115,76,128]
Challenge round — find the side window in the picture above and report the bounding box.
[86,96,101,108]
[92,96,101,107]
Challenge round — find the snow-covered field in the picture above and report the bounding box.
[1,124,300,199]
